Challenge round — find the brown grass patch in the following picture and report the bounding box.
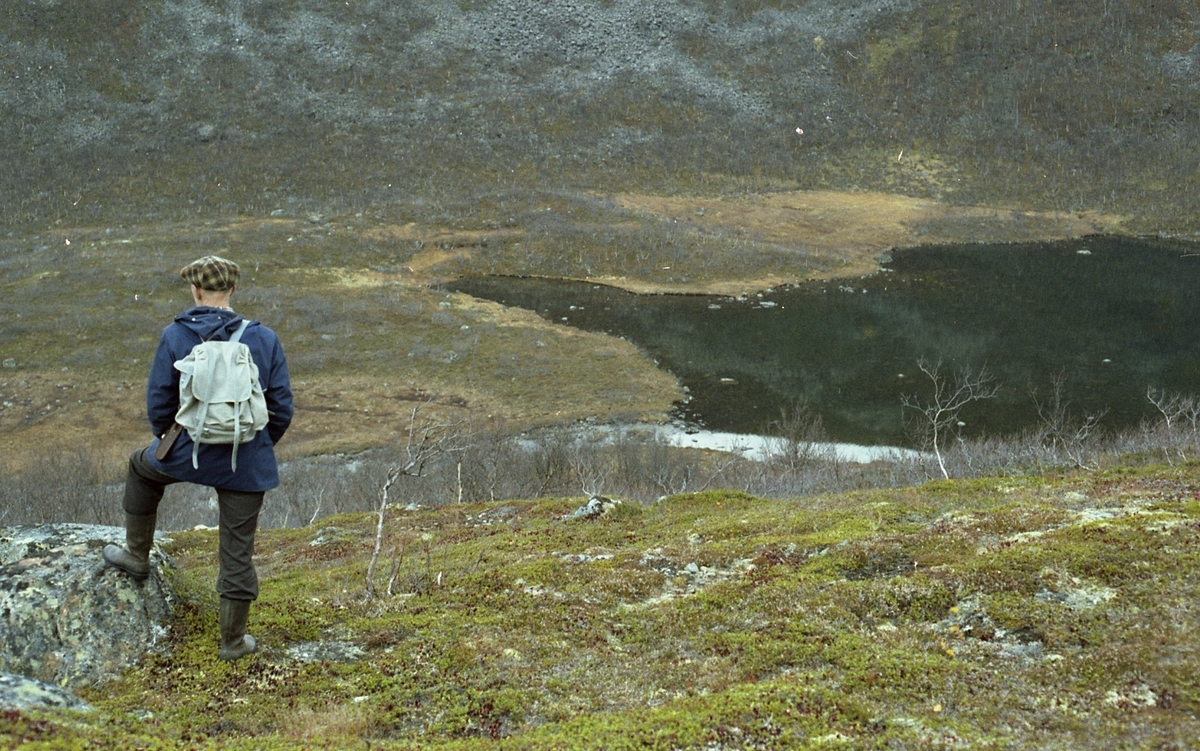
[0,289,681,469]
[0,372,145,473]
[405,246,478,278]
[608,190,1126,292]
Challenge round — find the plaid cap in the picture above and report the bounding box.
[180,255,240,291]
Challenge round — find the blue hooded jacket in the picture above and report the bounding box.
[146,307,293,492]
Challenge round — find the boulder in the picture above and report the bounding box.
[0,524,177,696]
[0,672,92,712]
[564,495,623,520]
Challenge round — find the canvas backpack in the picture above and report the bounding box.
[173,319,269,471]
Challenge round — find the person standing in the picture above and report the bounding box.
[103,255,293,661]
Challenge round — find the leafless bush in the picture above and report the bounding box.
[565,430,616,497]
[1025,371,1108,470]
[7,392,1200,534]
[268,454,385,527]
[756,399,844,494]
[612,430,719,498]
[1146,387,1200,434]
[902,359,1001,479]
[1138,387,1200,464]
[450,419,577,504]
[0,448,123,526]
[526,428,576,497]
[927,376,1114,480]
[367,406,465,601]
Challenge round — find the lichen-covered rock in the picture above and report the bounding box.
[0,672,92,712]
[564,495,622,520]
[287,638,366,664]
[0,524,177,690]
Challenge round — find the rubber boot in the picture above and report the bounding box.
[102,513,157,580]
[218,597,258,661]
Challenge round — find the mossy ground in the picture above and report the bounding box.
[6,463,1198,748]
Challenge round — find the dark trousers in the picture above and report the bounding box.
[124,448,264,601]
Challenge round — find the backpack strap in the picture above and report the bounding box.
[229,319,250,344]
[191,366,212,470]
[227,319,251,472]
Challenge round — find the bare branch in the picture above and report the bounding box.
[1147,386,1200,433]
[902,358,1000,479]
[365,405,463,601]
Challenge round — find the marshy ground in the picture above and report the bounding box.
[0,189,1126,471]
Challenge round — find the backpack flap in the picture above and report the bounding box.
[186,345,256,404]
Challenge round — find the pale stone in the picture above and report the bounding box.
[0,672,92,711]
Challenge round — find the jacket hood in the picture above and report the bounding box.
[174,307,250,342]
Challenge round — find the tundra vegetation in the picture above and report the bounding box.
[2,0,1200,747]
[4,449,1200,748]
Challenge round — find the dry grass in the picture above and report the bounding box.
[607,190,1126,294]
[0,211,684,470]
[351,189,1127,295]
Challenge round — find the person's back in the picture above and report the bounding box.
[147,307,291,491]
[103,255,293,661]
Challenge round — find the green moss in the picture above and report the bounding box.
[29,466,1197,746]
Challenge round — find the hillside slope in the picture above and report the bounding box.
[6,465,1199,748]
[2,0,1198,231]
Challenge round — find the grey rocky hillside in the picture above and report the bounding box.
[2,0,1196,230]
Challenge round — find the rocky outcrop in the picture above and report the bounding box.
[0,673,92,712]
[564,494,623,520]
[0,525,177,697]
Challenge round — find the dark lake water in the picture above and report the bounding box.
[450,237,1200,446]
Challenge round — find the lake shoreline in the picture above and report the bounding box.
[452,237,1200,445]
[496,229,1198,298]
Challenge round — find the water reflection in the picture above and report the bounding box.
[450,237,1200,445]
